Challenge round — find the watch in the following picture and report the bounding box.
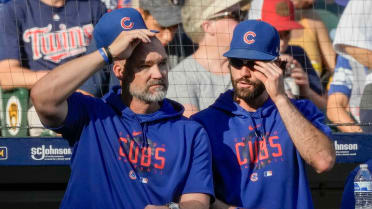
[167,202,180,209]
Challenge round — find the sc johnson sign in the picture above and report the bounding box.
[30,145,72,161]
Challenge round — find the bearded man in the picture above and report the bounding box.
[31,8,213,209]
[191,20,335,209]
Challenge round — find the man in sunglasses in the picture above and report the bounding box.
[191,20,335,209]
[167,0,249,117]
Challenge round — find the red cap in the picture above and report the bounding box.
[261,0,303,31]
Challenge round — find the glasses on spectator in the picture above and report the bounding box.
[229,58,287,71]
[207,10,247,22]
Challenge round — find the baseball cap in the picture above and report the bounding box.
[248,0,303,31]
[223,20,280,61]
[182,0,248,43]
[261,0,303,31]
[93,8,148,49]
[140,0,182,27]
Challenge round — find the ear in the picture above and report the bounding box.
[201,20,216,36]
[112,60,126,80]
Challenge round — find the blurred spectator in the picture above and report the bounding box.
[327,56,366,132]
[167,0,249,117]
[289,0,336,82]
[101,0,134,11]
[0,0,106,136]
[248,0,326,110]
[79,0,184,97]
[340,159,372,209]
[328,0,372,133]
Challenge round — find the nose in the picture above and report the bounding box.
[151,64,166,79]
[240,65,253,78]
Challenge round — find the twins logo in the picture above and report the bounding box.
[121,17,134,29]
[243,31,256,44]
[23,24,93,63]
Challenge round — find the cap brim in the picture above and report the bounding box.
[223,49,277,61]
[274,21,303,31]
[149,8,181,27]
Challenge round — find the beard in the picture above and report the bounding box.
[129,79,168,103]
[231,75,266,102]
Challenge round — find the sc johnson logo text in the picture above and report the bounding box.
[334,140,358,151]
[31,145,72,161]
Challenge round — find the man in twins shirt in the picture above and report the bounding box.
[0,0,106,135]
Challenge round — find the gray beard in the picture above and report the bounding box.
[129,80,168,103]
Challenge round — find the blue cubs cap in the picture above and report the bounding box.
[223,20,280,61]
[93,8,148,49]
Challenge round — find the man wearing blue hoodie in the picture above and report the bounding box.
[192,20,335,209]
[30,8,213,209]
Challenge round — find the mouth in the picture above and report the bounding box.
[237,81,254,88]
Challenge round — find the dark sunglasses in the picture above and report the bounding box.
[229,58,287,71]
[229,58,256,69]
[208,10,247,22]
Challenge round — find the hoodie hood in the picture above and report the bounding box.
[211,90,276,119]
[102,86,184,147]
[102,86,184,122]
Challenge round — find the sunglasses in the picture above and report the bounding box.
[207,10,247,22]
[229,58,287,71]
[229,58,256,69]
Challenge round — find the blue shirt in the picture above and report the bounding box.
[0,0,106,70]
[52,86,214,209]
[192,90,332,209]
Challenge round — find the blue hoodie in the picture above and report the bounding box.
[192,90,332,209]
[53,86,214,209]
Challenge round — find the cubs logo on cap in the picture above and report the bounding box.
[224,20,280,61]
[243,31,256,44]
[93,8,148,49]
[121,17,134,29]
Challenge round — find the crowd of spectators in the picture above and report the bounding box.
[0,0,371,136]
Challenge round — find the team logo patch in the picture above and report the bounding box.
[121,17,134,29]
[264,170,273,177]
[129,170,137,180]
[250,172,258,182]
[243,31,256,44]
[140,177,148,184]
[0,147,8,160]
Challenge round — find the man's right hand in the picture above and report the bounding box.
[108,29,157,60]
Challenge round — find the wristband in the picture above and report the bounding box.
[98,48,109,64]
[104,46,113,64]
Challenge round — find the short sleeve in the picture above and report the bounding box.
[182,125,214,197]
[296,100,332,138]
[50,93,90,144]
[328,56,353,97]
[0,2,21,61]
